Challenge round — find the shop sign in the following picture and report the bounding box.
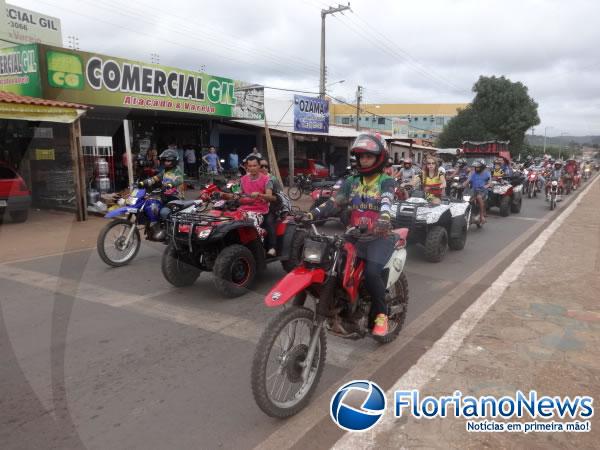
[293,95,329,133]
[0,1,62,46]
[39,45,264,119]
[0,43,41,96]
[35,148,55,160]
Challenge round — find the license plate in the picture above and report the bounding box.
[0,200,7,207]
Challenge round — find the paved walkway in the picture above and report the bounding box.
[335,176,600,448]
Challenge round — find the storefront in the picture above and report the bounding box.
[0,42,264,216]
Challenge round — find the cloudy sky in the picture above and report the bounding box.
[16,0,600,136]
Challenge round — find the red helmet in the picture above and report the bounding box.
[350,133,389,176]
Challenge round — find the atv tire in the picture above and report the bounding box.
[281,229,306,273]
[499,196,511,217]
[448,218,467,251]
[161,243,201,287]
[213,244,256,297]
[423,225,448,263]
[510,197,522,214]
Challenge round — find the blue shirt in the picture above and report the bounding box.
[228,153,239,169]
[469,170,491,191]
[205,153,219,170]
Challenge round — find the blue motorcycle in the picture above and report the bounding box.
[96,185,194,267]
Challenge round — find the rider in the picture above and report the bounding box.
[463,159,491,224]
[221,155,277,256]
[395,157,420,187]
[421,155,446,203]
[491,158,505,178]
[546,160,566,199]
[456,158,470,181]
[304,133,396,337]
[140,148,184,239]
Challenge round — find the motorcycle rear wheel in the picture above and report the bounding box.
[287,186,302,201]
[251,306,326,418]
[97,219,141,267]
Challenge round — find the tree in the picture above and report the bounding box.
[437,76,540,155]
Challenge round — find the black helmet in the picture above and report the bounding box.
[386,157,394,167]
[350,132,389,176]
[159,149,179,162]
[457,158,467,167]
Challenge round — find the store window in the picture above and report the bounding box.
[378,117,386,125]
[342,117,350,125]
[436,117,444,126]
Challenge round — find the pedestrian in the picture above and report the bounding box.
[229,148,240,174]
[202,146,222,174]
[184,145,197,178]
[147,146,159,169]
[244,146,262,163]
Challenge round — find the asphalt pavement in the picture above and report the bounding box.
[0,182,590,450]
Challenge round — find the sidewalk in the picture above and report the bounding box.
[0,209,105,263]
[339,176,600,448]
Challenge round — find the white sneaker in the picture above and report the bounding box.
[267,248,276,257]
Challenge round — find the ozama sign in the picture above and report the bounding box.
[294,94,329,133]
[38,45,264,119]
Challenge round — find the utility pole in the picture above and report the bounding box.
[319,3,351,98]
[355,85,362,131]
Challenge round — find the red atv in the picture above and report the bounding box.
[161,195,305,297]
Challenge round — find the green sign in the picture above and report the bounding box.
[39,45,264,119]
[0,43,42,96]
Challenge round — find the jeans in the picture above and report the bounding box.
[355,236,395,320]
[263,211,277,250]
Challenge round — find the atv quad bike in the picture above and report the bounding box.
[162,194,305,297]
[390,192,470,263]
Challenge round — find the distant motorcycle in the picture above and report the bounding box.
[549,179,560,211]
[287,174,314,200]
[526,170,539,198]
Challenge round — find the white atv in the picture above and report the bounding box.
[390,193,470,263]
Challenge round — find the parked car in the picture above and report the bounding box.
[278,158,329,181]
[0,163,31,223]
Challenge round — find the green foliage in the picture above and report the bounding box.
[437,76,540,155]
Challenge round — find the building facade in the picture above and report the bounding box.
[330,103,467,140]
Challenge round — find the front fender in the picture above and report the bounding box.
[265,267,326,307]
[105,207,136,218]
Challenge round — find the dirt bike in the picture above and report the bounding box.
[462,188,484,228]
[526,170,539,198]
[97,184,195,267]
[548,179,560,211]
[251,222,409,418]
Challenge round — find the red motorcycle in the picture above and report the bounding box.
[162,194,304,297]
[526,169,539,198]
[251,222,410,417]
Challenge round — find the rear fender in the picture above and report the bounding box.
[265,267,326,307]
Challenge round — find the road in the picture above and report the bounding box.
[0,187,585,449]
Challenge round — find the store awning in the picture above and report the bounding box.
[0,91,90,123]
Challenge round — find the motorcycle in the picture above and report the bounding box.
[462,189,484,228]
[526,170,539,198]
[549,179,560,211]
[583,166,592,181]
[309,177,350,225]
[251,222,409,417]
[449,176,467,201]
[97,185,195,267]
[287,174,314,201]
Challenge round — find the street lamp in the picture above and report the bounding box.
[326,79,345,88]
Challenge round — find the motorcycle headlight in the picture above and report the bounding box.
[303,239,327,264]
[196,227,212,239]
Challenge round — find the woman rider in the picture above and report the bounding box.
[421,155,446,203]
[304,133,396,337]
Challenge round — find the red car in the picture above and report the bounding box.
[0,163,31,223]
[278,158,329,180]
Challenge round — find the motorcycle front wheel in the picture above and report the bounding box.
[97,219,141,267]
[251,306,327,418]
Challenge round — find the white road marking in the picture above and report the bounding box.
[0,265,359,369]
[333,172,599,449]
